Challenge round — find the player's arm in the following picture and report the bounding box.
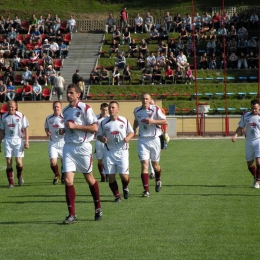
[232,126,243,142]
[44,127,51,136]
[0,129,4,153]
[24,127,29,149]
[124,131,134,143]
[145,118,167,125]
[133,120,139,135]
[67,121,98,133]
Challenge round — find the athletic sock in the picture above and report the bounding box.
[65,185,76,216]
[89,181,101,209]
[141,173,149,191]
[248,165,256,178]
[6,168,14,185]
[16,165,23,179]
[98,164,105,180]
[155,169,161,182]
[109,180,120,198]
[51,164,60,177]
[256,165,260,182]
[121,177,130,190]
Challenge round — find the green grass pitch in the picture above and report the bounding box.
[0,139,259,260]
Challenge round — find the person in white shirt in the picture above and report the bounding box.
[250,13,259,29]
[97,101,134,202]
[144,12,153,32]
[134,13,143,33]
[133,93,167,197]
[0,101,29,188]
[67,15,77,33]
[177,51,189,69]
[232,99,260,189]
[32,80,42,101]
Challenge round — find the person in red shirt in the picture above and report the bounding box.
[164,65,174,84]
[120,7,128,33]
[22,81,33,101]
[212,12,221,30]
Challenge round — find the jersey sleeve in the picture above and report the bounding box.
[238,114,246,128]
[22,115,29,129]
[84,105,97,125]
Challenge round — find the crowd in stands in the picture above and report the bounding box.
[98,9,259,86]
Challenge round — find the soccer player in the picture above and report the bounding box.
[93,102,109,182]
[44,101,65,185]
[232,99,260,189]
[61,84,102,224]
[0,100,29,188]
[133,93,167,197]
[97,101,134,202]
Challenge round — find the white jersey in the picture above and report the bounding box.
[62,101,97,144]
[44,113,64,142]
[97,116,134,151]
[239,112,260,141]
[134,105,166,138]
[0,111,29,139]
[96,113,109,127]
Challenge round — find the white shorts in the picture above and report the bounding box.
[48,140,64,159]
[63,142,93,173]
[138,136,161,162]
[103,150,129,175]
[93,140,105,160]
[246,139,260,161]
[4,138,24,158]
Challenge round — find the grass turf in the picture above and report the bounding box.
[0,140,259,259]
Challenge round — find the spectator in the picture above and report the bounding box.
[21,66,32,84]
[45,14,53,33]
[164,65,174,84]
[67,15,76,33]
[0,80,6,103]
[237,38,247,55]
[193,12,202,30]
[199,52,208,69]
[6,81,15,101]
[141,66,152,85]
[59,41,69,59]
[166,51,177,68]
[28,14,38,34]
[34,39,43,57]
[237,26,248,40]
[139,39,148,57]
[90,67,99,85]
[158,40,168,55]
[122,65,131,84]
[168,38,176,55]
[221,11,230,29]
[183,13,192,32]
[37,15,45,33]
[173,13,182,33]
[208,53,217,69]
[56,72,65,100]
[42,39,51,56]
[0,16,4,33]
[72,69,80,84]
[0,54,5,71]
[128,39,138,58]
[30,26,41,43]
[174,66,183,84]
[152,65,162,84]
[3,66,15,85]
[185,40,195,57]
[208,27,217,41]
[28,52,39,71]
[46,65,57,86]
[202,12,212,29]
[137,53,145,70]
[250,12,259,29]
[144,12,153,32]
[55,29,63,44]
[77,76,85,100]
[146,52,156,68]
[32,80,42,101]
[219,52,227,69]
[198,27,207,43]
[49,39,59,58]
[7,27,16,45]
[134,14,143,34]
[185,66,194,84]
[175,39,184,56]
[206,39,216,55]
[148,28,160,44]
[212,12,221,30]
[112,66,120,85]
[99,67,110,85]
[156,52,166,67]
[160,27,169,42]
[112,28,121,42]
[47,28,56,42]
[22,81,33,101]
[164,12,173,32]
[247,51,258,69]
[2,39,10,58]
[240,11,249,28]
[105,13,116,33]
[119,7,128,33]
[230,12,240,29]
[247,37,257,54]
[217,27,227,42]
[13,15,22,32]
[227,25,236,41]
[179,27,188,42]
[121,27,131,45]
[115,52,126,70]
[177,51,189,69]
[109,39,119,58]
[237,52,248,69]
[5,16,13,32]
[42,53,53,69]
[53,14,61,33]
[36,65,47,85]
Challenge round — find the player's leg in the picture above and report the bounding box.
[6,157,14,188]
[119,174,130,199]
[255,157,260,189]
[98,159,106,182]
[15,157,24,186]
[108,173,121,202]
[149,159,155,179]
[118,152,130,199]
[151,137,162,192]
[50,157,60,185]
[95,141,106,182]
[246,141,257,187]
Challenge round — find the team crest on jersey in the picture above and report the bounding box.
[148,112,153,118]
[53,123,59,128]
[120,124,123,129]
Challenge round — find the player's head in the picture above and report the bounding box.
[7,100,17,115]
[251,99,259,115]
[100,103,109,116]
[67,84,81,104]
[109,101,119,118]
[52,101,62,115]
[141,93,151,108]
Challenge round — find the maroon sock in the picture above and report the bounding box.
[65,185,76,216]
[109,180,121,198]
[121,177,130,190]
[51,165,60,177]
[16,165,23,179]
[89,181,101,209]
[6,168,14,185]
[256,165,260,181]
[98,164,105,180]
[248,165,256,178]
[155,169,161,182]
[141,173,149,191]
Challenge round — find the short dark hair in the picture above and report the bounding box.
[67,83,81,93]
[251,99,259,106]
[100,103,109,109]
[109,101,119,107]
